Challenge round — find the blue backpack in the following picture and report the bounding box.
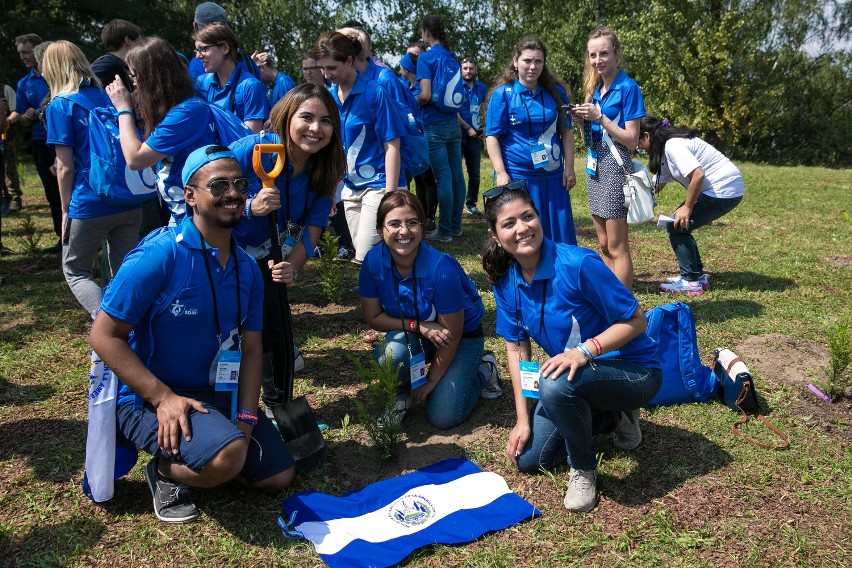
[643,302,717,407]
[430,51,465,112]
[192,98,253,146]
[393,94,430,178]
[63,93,158,206]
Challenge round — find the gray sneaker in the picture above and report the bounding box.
[425,230,452,243]
[145,457,199,523]
[465,205,482,217]
[480,351,503,399]
[613,409,642,450]
[563,468,597,512]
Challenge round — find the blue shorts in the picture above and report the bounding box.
[117,390,294,483]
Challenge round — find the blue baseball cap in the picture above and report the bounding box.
[181,145,238,186]
[399,53,416,73]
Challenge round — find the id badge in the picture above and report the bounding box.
[530,143,551,169]
[410,352,427,390]
[586,148,598,175]
[470,103,481,130]
[519,360,541,399]
[214,350,241,390]
[281,234,298,258]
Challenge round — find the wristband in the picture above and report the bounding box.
[116,109,135,119]
[236,410,258,427]
[589,337,603,357]
[575,342,595,361]
[244,197,253,219]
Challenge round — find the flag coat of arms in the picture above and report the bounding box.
[280,458,540,567]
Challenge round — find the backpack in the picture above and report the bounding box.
[195,99,253,146]
[63,93,157,206]
[643,302,718,407]
[393,96,430,178]
[430,51,465,112]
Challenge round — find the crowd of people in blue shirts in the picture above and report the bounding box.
[1,1,747,523]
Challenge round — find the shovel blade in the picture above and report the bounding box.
[271,396,327,474]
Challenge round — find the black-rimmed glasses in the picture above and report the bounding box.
[301,65,321,72]
[384,219,423,231]
[187,178,249,197]
[194,44,222,55]
[483,180,527,205]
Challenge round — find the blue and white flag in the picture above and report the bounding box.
[279,458,540,568]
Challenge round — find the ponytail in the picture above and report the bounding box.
[482,239,514,286]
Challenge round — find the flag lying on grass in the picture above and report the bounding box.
[279,457,540,568]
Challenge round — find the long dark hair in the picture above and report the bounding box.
[126,37,195,137]
[269,84,346,200]
[481,188,539,285]
[485,36,570,136]
[421,15,450,49]
[639,116,700,174]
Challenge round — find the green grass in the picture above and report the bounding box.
[1,157,851,567]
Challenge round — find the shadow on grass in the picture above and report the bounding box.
[689,298,765,322]
[0,418,86,482]
[706,271,796,292]
[0,376,55,405]
[598,421,732,506]
[0,516,105,565]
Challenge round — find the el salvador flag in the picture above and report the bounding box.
[279,458,540,568]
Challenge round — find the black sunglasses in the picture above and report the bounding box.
[188,178,249,197]
[483,180,527,205]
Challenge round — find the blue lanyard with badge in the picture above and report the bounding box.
[585,102,601,176]
[469,90,481,131]
[518,89,551,169]
[514,269,548,399]
[392,256,427,390]
[201,236,242,421]
[279,165,309,259]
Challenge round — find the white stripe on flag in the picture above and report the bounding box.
[297,471,512,556]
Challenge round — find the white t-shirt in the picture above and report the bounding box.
[656,137,744,199]
[2,84,15,112]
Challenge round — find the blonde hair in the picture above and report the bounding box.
[582,27,621,103]
[42,40,101,98]
[336,26,371,59]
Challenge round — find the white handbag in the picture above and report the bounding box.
[602,129,656,224]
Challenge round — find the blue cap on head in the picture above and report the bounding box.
[181,145,237,186]
[399,53,416,73]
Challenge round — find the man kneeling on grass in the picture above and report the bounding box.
[90,146,295,523]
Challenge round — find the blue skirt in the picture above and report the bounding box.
[509,169,577,245]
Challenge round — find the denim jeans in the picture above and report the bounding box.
[461,134,482,207]
[374,330,485,429]
[668,193,742,280]
[516,359,662,472]
[425,120,466,237]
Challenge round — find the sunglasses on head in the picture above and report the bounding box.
[483,180,527,205]
[189,177,249,197]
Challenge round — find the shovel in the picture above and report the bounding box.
[252,143,327,473]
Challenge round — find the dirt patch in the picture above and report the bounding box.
[826,255,851,268]
[734,333,852,439]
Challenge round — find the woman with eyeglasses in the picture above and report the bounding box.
[484,36,576,245]
[194,23,269,133]
[234,84,346,408]
[358,191,502,429]
[106,36,223,227]
[481,184,660,511]
[313,31,405,264]
[570,27,646,288]
[301,52,329,88]
[42,40,143,319]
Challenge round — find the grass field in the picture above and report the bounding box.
[1,157,850,567]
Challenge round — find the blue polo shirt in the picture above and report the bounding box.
[415,44,459,124]
[332,71,405,191]
[590,70,645,141]
[196,66,270,123]
[16,70,49,140]
[46,87,142,219]
[145,98,219,225]
[101,217,264,406]
[359,242,484,335]
[493,239,659,368]
[485,80,571,178]
[270,71,296,106]
[460,79,487,131]
[229,133,333,257]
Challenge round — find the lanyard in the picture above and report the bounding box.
[200,236,242,349]
[513,265,548,358]
[518,88,547,142]
[390,250,422,354]
[281,162,309,233]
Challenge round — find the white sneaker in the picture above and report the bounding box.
[613,409,642,450]
[564,468,597,512]
[480,350,503,399]
[659,277,704,296]
[665,274,709,290]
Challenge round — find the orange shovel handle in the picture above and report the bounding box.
[252,143,285,188]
